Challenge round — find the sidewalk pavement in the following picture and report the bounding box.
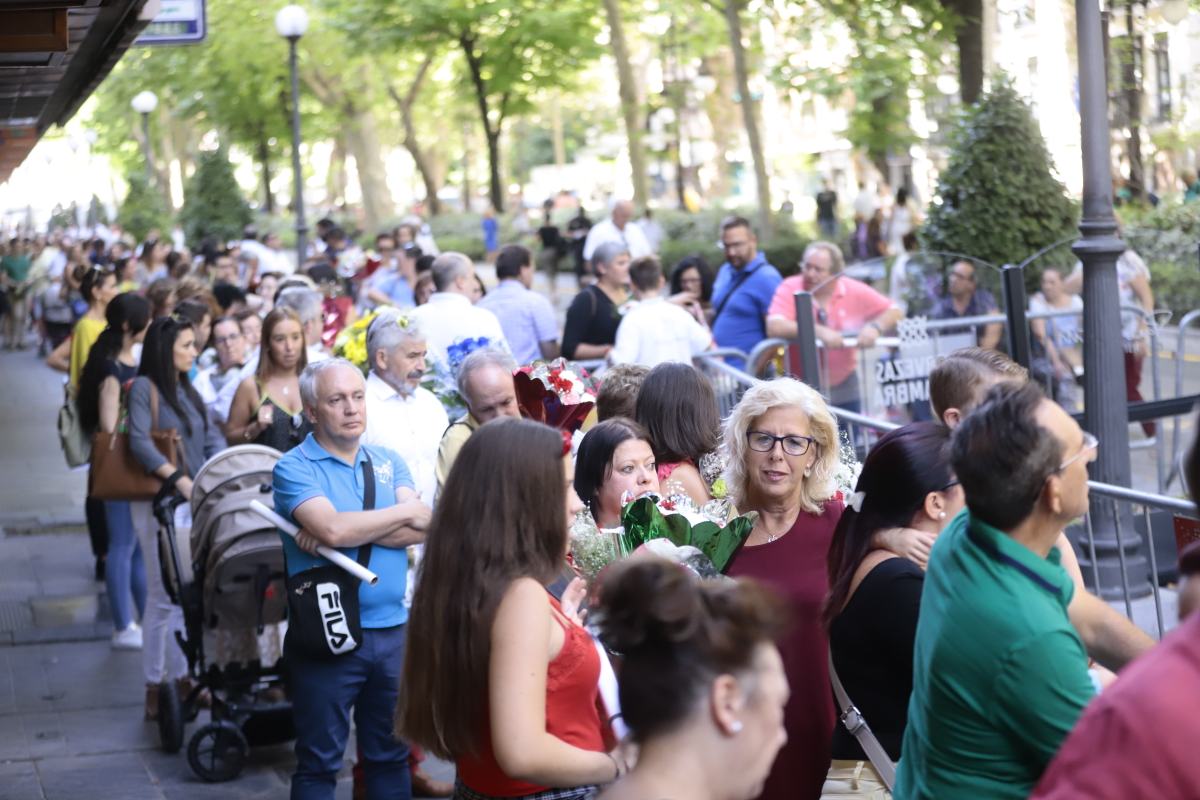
[0,348,452,799]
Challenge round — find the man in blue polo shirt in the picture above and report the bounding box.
[710,216,782,369]
[895,382,1098,799]
[273,358,431,800]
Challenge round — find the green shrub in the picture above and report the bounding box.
[119,172,172,243]
[1146,260,1200,320]
[921,76,1078,289]
[179,147,252,246]
[435,235,488,262]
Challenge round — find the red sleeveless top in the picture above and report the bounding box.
[457,594,608,797]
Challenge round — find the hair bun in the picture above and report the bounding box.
[596,557,703,654]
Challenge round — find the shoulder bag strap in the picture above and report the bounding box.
[711,265,756,327]
[357,450,376,568]
[828,651,896,792]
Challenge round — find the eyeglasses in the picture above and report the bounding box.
[939,478,960,492]
[1057,431,1099,472]
[746,430,817,457]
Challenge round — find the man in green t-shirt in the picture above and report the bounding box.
[895,382,1098,799]
[1,238,34,349]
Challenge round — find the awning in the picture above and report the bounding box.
[0,1,150,184]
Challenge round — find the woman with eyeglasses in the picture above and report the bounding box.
[224,307,312,452]
[819,422,964,799]
[720,377,844,800]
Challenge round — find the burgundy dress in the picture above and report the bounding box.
[727,497,842,800]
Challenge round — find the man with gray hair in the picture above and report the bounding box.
[582,198,652,265]
[361,310,447,504]
[408,251,508,372]
[273,357,431,799]
[766,239,901,411]
[434,346,520,492]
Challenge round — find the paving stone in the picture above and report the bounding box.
[0,760,44,800]
[35,752,163,800]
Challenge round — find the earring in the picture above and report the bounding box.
[938,511,947,520]
[729,720,743,734]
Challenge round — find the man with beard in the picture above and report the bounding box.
[361,310,447,505]
[359,310,453,797]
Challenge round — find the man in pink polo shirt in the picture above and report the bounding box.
[766,241,901,410]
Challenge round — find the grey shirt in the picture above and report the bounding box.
[128,376,225,477]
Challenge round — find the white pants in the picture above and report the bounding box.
[131,501,188,684]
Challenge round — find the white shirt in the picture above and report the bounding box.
[582,217,653,261]
[408,292,509,367]
[611,297,713,367]
[362,372,448,504]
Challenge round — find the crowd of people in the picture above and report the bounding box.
[2,198,1192,800]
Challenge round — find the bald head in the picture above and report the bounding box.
[612,201,634,228]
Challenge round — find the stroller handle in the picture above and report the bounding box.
[153,481,187,527]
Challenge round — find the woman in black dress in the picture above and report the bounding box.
[562,241,630,360]
[225,307,312,452]
[821,422,965,797]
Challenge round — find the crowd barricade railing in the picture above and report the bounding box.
[1169,310,1200,489]
[693,348,753,417]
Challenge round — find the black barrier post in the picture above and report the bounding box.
[1002,264,1032,368]
[791,291,823,390]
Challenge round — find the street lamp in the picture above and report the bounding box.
[1074,0,1145,597]
[1161,0,1188,25]
[276,4,309,270]
[130,90,158,186]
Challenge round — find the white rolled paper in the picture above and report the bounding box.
[248,499,380,585]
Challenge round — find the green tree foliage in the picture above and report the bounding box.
[343,0,603,212]
[179,148,252,245]
[120,172,173,242]
[921,77,1077,271]
[774,1,952,177]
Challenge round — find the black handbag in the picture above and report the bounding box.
[284,452,376,660]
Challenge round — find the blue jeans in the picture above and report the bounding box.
[103,500,146,630]
[288,625,412,800]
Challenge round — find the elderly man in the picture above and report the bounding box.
[408,252,508,371]
[582,199,653,266]
[273,359,431,800]
[766,240,902,411]
[435,347,520,493]
[895,383,1099,799]
[361,312,447,504]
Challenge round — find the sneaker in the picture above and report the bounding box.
[112,624,143,650]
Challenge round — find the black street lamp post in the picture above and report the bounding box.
[130,91,158,187]
[276,5,309,271]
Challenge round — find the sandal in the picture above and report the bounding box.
[144,682,159,721]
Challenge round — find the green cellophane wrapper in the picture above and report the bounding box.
[619,497,757,573]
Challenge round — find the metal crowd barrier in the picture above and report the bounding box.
[691,350,1193,639]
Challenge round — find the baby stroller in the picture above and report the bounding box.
[152,444,293,782]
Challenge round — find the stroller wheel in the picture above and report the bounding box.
[187,721,249,782]
[157,680,185,754]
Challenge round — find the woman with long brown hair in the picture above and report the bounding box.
[398,418,618,800]
[224,307,311,451]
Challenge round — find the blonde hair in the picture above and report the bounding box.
[722,377,840,514]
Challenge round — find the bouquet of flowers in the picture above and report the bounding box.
[568,487,755,583]
[513,358,596,433]
[333,310,382,374]
[422,336,498,416]
[832,430,863,499]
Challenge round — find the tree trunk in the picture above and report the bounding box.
[702,52,738,199]
[460,33,506,212]
[723,0,772,239]
[327,137,347,208]
[461,120,473,212]
[1124,1,1144,199]
[944,0,984,104]
[343,106,394,232]
[257,132,275,214]
[386,56,443,216]
[602,0,649,209]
